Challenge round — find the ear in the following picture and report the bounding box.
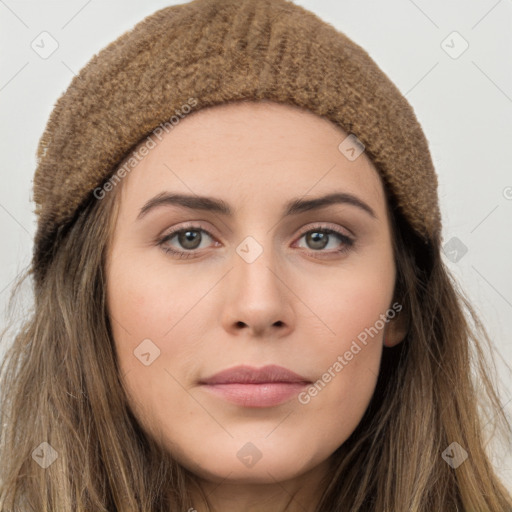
[383,307,409,347]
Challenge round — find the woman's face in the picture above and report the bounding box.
[106,101,406,486]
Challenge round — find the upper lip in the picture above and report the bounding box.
[199,364,311,385]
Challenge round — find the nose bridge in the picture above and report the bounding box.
[218,227,294,332]
[233,230,282,297]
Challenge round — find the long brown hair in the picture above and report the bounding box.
[1,147,511,511]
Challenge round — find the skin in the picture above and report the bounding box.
[105,100,407,512]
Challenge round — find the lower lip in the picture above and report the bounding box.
[200,382,308,408]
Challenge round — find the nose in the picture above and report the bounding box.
[220,241,294,339]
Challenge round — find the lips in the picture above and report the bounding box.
[199,364,310,385]
[199,365,311,408]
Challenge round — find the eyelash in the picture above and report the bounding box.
[156,222,355,259]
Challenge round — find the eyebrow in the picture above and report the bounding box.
[137,191,377,220]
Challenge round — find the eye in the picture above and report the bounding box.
[293,225,354,256]
[157,224,217,259]
[156,223,354,259]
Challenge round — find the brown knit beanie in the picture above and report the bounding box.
[32,0,442,285]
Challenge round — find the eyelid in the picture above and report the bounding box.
[294,221,354,240]
[158,221,353,245]
[157,221,218,242]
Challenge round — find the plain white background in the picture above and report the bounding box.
[1,0,511,490]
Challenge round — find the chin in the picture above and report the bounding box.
[169,434,331,485]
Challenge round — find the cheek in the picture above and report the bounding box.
[291,256,395,428]
[106,255,201,444]
[107,252,192,345]
[295,250,395,351]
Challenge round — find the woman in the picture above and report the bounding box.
[1,0,510,510]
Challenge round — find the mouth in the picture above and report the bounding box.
[199,364,311,408]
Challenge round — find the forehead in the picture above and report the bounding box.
[117,101,387,217]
